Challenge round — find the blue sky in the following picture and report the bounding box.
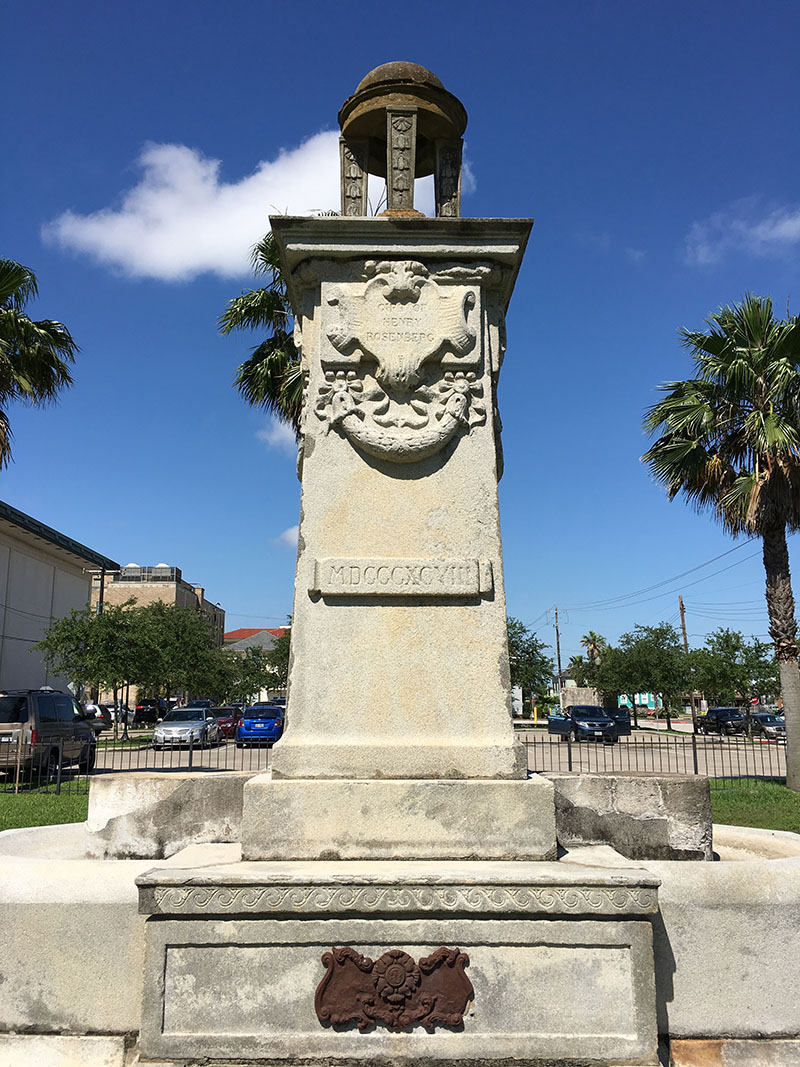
[4,0,799,663]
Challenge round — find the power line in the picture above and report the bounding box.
[570,551,761,612]
[564,539,756,610]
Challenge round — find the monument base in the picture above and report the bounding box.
[241,774,557,861]
[136,859,661,1066]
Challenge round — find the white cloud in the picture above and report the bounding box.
[685,198,800,266]
[43,132,341,281]
[276,525,299,548]
[624,247,646,264]
[256,418,297,455]
[43,130,480,282]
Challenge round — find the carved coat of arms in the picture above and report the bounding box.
[315,946,473,1031]
[315,261,485,463]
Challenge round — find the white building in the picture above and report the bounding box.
[0,500,118,691]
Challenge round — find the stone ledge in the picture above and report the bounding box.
[137,859,660,918]
[670,1037,800,1065]
[544,773,713,861]
[241,775,554,861]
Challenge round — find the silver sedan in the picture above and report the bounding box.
[152,708,221,749]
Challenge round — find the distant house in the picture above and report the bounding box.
[223,627,288,651]
[0,500,118,691]
[223,627,289,701]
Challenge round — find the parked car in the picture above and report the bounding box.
[210,706,242,739]
[696,707,747,736]
[82,703,113,734]
[186,698,213,709]
[547,705,618,744]
[604,706,632,736]
[151,707,222,749]
[0,689,96,778]
[135,699,166,725]
[749,711,786,741]
[236,705,285,747]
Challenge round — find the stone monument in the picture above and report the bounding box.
[136,63,662,1066]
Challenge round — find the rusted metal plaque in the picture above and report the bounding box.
[315,946,473,1031]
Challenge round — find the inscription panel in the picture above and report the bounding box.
[311,558,492,597]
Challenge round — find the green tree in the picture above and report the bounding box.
[265,627,292,691]
[689,627,778,707]
[36,606,95,692]
[135,602,217,705]
[643,294,800,786]
[598,623,689,728]
[507,617,554,703]
[0,259,78,466]
[567,653,597,688]
[35,600,147,707]
[218,231,303,435]
[225,646,278,704]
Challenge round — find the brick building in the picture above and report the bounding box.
[91,564,225,646]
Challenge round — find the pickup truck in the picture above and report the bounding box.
[696,707,747,736]
[547,705,628,744]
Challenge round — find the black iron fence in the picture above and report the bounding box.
[0,726,788,796]
[0,729,273,795]
[519,727,787,788]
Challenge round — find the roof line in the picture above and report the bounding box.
[0,500,119,571]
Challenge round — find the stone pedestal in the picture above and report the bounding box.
[267,216,531,786]
[136,860,661,1066]
[241,774,557,861]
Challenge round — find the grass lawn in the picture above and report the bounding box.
[0,791,89,832]
[711,779,800,834]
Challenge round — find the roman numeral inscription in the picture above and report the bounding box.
[310,558,493,598]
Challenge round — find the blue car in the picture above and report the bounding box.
[235,705,285,747]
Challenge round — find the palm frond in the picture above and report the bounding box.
[0,259,38,310]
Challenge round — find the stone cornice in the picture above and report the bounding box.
[140,880,658,917]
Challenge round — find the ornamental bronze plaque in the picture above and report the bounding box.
[315,946,473,1031]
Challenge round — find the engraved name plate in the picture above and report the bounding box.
[310,558,493,597]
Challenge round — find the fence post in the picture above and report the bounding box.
[13,728,23,795]
[188,736,194,770]
[566,733,573,772]
[691,731,699,776]
[55,738,63,795]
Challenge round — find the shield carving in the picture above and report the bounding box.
[325,261,477,395]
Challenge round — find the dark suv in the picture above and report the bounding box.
[697,707,747,736]
[0,689,97,779]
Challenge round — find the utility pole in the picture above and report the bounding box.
[679,595,698,734]
[554,606,563,697]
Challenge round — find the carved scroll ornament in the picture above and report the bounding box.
[317,261,485,463]
[315,946,473,1031]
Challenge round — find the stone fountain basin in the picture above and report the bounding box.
[0,818,797,1059]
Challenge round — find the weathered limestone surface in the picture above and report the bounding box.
[241,773,557,861]
[267,217,531,784]
[0,1035,126,1067]
[546,772,713,861]
[671,1037,800,1065]
[136,860,660,1065]
[643,843,800,1039]
[87,771,258,858]
[0,831,239,1035]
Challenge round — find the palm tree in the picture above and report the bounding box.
[0,259,77,467]
[643,293,800,788]
[580,631,607,663]
[218,230,307,437]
